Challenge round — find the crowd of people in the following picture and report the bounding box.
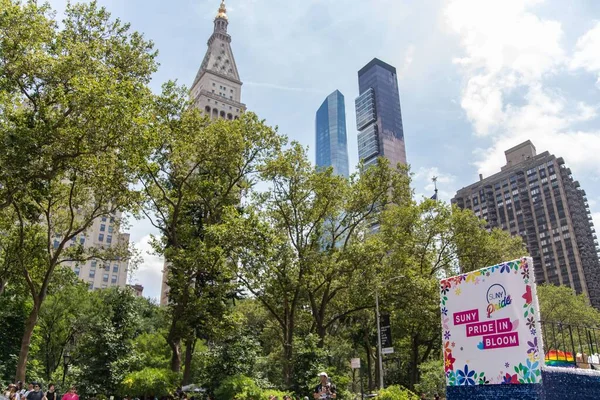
[3,383,79,400]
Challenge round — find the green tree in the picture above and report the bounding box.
[139,82,284,379]
[214,375,263,400]
[227,149,404,387]
[34,268,90,381]
[0,0,157,381]
[120,368,179,398]
[376,198,527,388]
[538,284,600,326]
[413,359,445,399]
[73,288,141,397]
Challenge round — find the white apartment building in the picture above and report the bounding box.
[63,212,130,290]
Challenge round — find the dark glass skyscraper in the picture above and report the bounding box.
[355,58,407,167]
[315,90,349,177]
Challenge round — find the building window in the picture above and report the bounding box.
[89,270,96,278]
[91,260,97,268]
[108,226,113,233]
[74,267,80,276]
[53,240,60,249]
[102,216,107,222]
[103,273,109,283]
[106,235,112,244]
[98,234,104,242]
[89,282,94,290]
[113,265,119,273]
[111,275,118,284]
[80,236,85,245]
[100,224,106,232]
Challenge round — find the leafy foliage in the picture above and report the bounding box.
[214,375,263,400]
[376,385,419,400]
[413,360,445,399]
[120,368,180,398]
[538,283,600,326]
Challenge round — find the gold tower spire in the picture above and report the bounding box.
[216,0,228,20]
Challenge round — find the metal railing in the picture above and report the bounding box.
[540,321,600,368]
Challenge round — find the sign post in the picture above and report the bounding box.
[351,358,363,400]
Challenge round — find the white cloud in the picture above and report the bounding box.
[398,44,415,78]
[593,212,600,237]
[446,0,600,180]
[413,166,456,201]
[446,0,565,136]
[130,234,164,302]
[570,21,600,87]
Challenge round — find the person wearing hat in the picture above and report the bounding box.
[313,373,336,399]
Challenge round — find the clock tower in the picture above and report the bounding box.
[160,1,245,306]
[190,0,245,120]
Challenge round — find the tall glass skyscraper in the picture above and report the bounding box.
[355,58,407,167]
[315,90,350,177]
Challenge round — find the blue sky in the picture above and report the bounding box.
[46,0,600,301]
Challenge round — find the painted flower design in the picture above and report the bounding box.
[524,359,540,380]
[444,330,451,340]
[505,362,510,368]
[455,287,462,295]
[522,285,533,305]
[444,352,456,372]
[444,341,452,355]
[441,307,448,316]
[527,337,539,357]
[530,328,537,336]
[440,281,451,295]
[457,365,476,385]
[502,373,519,384]
[526,316,535,329]
[500,263,511,273]
[521,267,529,280]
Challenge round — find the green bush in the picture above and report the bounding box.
[413,359,445,399]
[261,389,288,400]
[120,367,179,397]
[377,385,419,400]
[214,375,263,400]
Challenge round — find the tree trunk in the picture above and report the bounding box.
[316,324,327,349]
[283,320,294,388]
[363,331,373,391]
[182,337,195,385]
[15,300,41,382]
[169,337,181,373]
[409,334,420,389]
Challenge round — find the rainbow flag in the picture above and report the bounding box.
[545,349,575,367]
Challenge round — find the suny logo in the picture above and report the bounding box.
[486,284,512,318]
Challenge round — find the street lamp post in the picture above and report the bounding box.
[62,351,71,387]
[375,288,384,390]
[374,275,404,390]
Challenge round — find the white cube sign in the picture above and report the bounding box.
[439,257,544,386]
